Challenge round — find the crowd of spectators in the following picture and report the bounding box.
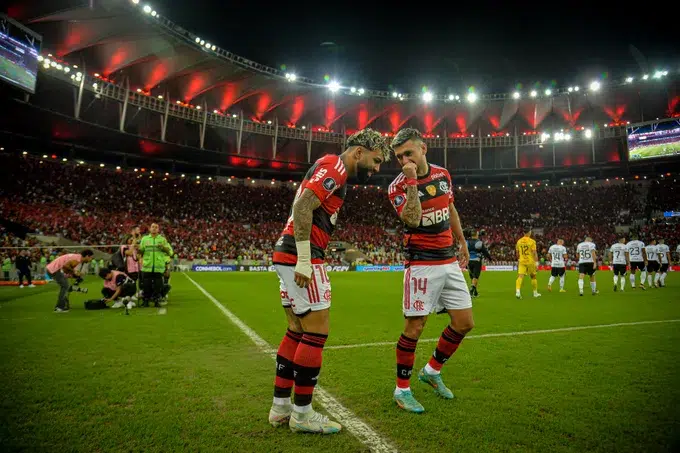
[0,154,677,266]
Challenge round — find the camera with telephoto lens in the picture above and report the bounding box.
[69,276,88,294]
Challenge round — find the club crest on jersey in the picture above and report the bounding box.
[439,181,449,193]
[394,195,405,207]
[426,185,437,196]
[322,177,336,191]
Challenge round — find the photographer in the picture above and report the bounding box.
[466,229,492,297]
[98,268,137,309]
[45,249,95,313]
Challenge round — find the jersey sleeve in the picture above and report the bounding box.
[304,156,348,203]
[388,176,408,216]
[446,171,454,204]
[531,240,537,254]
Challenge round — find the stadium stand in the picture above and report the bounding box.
[1,153,677,268]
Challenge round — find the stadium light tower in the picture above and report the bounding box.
[327,81,340,92]
[530,90,538,98]
[512,91,521,99]
[625,76,634,83]
[143,4,152,13]
[467,92,477,103]
[544,89,552,96]
[589,81,601,91]
[422,91,434,102]
[584,129,593,139]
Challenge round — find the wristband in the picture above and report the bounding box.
[295,240,313,278]
[405,178,417,186]
[295,240,311,264]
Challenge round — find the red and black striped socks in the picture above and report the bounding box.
[396,334,418,390]
[292,332,327,412]
[425,326,465,373]
[274,329,302,404]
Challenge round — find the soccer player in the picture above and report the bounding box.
[644,239,660,288]
[45,249,95,312]
[576,236,598,296]
[547,239,568,292]
[609,237,629,292]
[466,229,491,297]
[657,239,671,287]
[515,228,541,299]
[626,234,647,290]
[269,128,390,434]
[387,128,471,413]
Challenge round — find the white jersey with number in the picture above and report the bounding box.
[626,240,645,263]
[548,244,567,267]
[657,244,670,264]
[577,241,597,264]
[610,243,628,265]
[645,245,659,262]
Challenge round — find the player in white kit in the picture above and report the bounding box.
[547,239,568,292]
[626,235,647,290]
[657,239,671,287]
[609,237,629,292]
[576,237,598,296]
[644,239,660,288]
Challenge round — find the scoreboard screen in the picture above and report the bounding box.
[0,14,41,94]
[627,120,680,161]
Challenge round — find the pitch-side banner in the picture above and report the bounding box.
[192,264,237,272]
[238,265,352,272]
[356,265,405,272]
[482,265,516,271]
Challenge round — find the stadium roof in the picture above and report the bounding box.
[10,0,680,137]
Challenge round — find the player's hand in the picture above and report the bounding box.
[402,161,418,179]
[458,243,470,268]
[294,261,313,288]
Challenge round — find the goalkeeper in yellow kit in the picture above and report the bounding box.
[515,227,541,299]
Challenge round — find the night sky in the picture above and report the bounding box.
[151,0,678,94]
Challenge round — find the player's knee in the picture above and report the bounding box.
[403,317,426,339]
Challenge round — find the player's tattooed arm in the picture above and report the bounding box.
[400,185,422,228]
[293,188,322,242]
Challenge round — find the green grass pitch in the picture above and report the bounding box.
[1,271,679,452]
[629,143,680,160]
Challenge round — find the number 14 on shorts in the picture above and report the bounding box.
[404,277,428,311]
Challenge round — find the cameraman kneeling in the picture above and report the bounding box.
[98,269,137,309]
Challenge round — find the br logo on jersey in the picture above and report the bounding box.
[439,181,448,193]
[422,207,450,226]
[322,177,336,191]
[426,185,437,196]
[394,195,405,207]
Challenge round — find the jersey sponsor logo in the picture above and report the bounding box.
[422,206,450,226]
[426,185,437,196]
[430,171,447,180]
[394,195,405,206]
[439,181,449,193]
[322,177,336,191]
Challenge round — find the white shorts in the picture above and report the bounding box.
[403,262,472,317]
[275,264,331,316]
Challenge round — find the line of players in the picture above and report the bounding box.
[518,234,672,298]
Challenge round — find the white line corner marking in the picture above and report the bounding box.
[183,273,397,453]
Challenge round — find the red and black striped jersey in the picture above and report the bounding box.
[273,154,348,265]
[388,164,456,267]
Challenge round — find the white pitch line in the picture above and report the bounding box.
[183,273,397,453]
[324,319,680,351]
